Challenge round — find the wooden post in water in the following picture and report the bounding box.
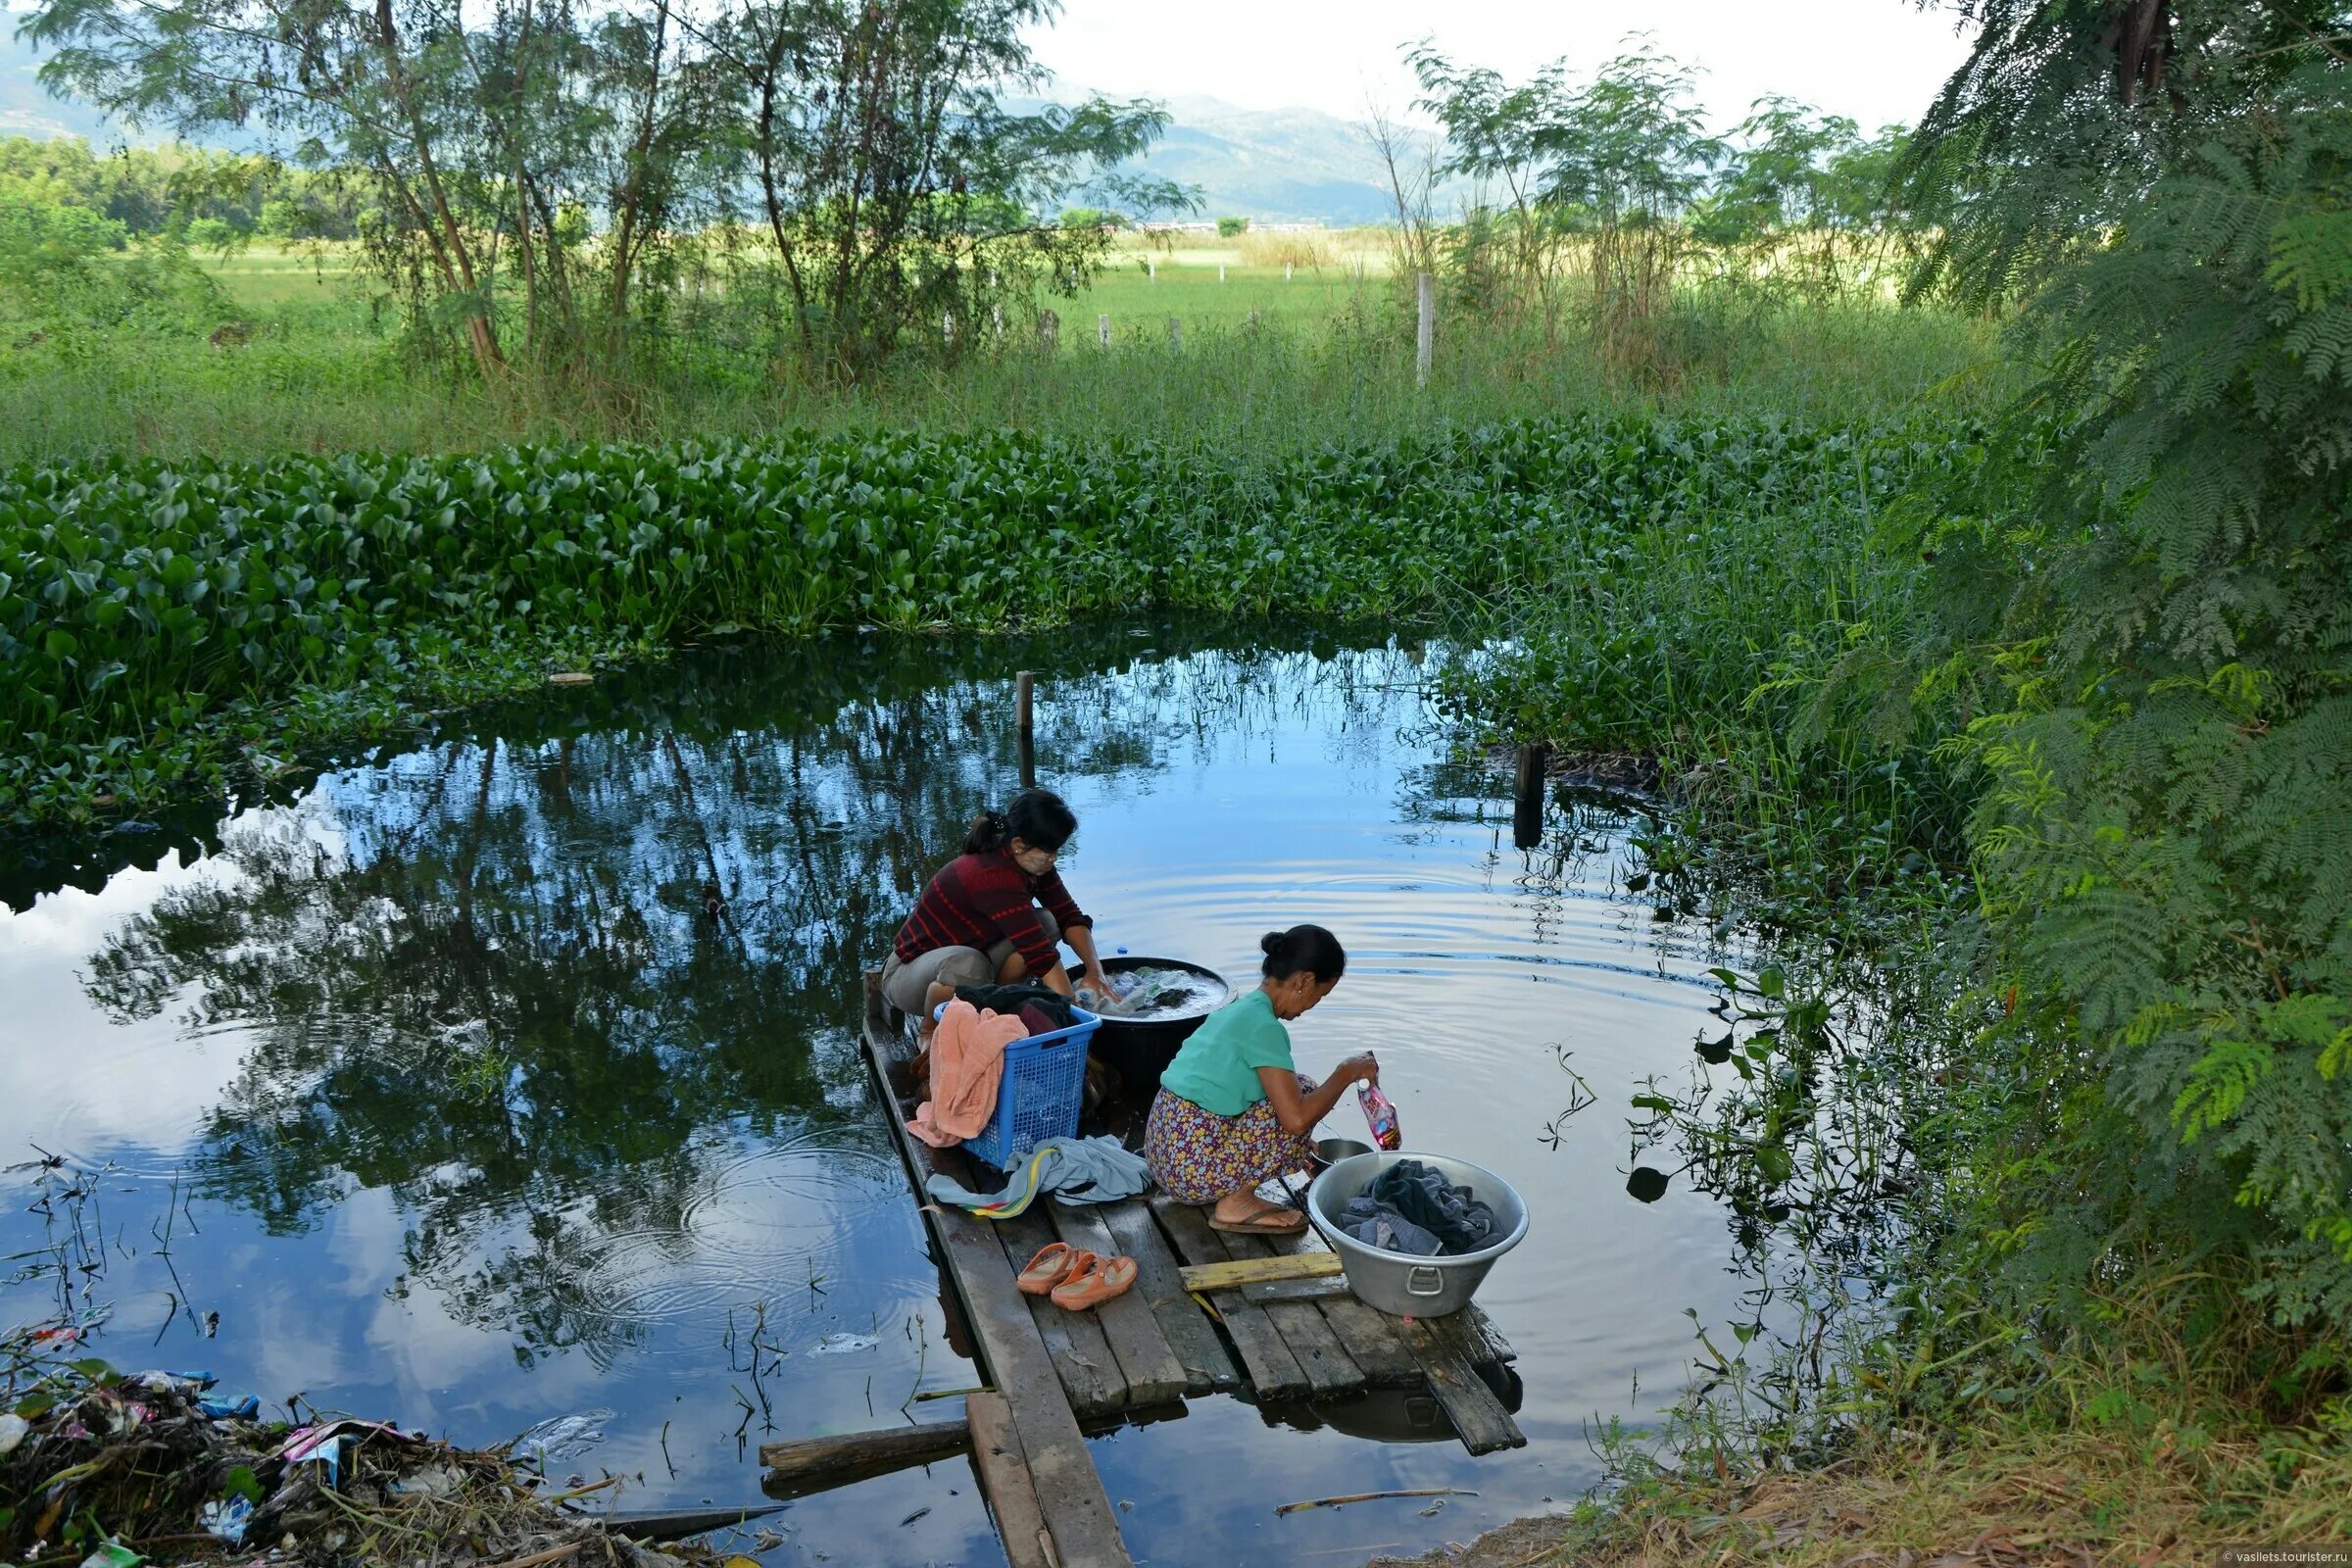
[1416,270,1436,388]
[1512,742,1548,850]
[1099,313,1111,348]
[1016,670,1036,789]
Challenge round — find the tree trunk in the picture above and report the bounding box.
[607,0,672,334]
[372,0,505,376]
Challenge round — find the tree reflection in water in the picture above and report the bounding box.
[72,620,1423,1364]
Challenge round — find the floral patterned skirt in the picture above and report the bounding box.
[1144,1076,1317,1205]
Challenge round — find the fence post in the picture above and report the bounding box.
[1098,313,1110,348]
[1512,742,1549,850]
[944,311,955,349]
[1038,309,1059,351]
[992,302,1004,339]
[1147,257,1156,282]
[1016,671,1036,789]
[1416,270,1435,388]
[1168,317,1182,350]
[1218,264,1226,282]
[1285,263,1294,281]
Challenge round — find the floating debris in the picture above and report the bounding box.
[509,1407,615,1466]
[806,1332,880,1356]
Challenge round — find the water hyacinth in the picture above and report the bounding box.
[0,417,1977,822]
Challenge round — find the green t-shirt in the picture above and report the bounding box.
[1158,988,1293,1116]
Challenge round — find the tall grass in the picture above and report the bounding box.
[0,301,2001,464]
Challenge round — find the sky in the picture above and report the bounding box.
[1029,0,1976,134]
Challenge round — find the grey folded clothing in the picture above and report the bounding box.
[923,1135,1151,1212]
[1336,1196,1445,1256]
[1335,1158,1497,1256]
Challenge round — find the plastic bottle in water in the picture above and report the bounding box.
[1357,1080,1401,1152]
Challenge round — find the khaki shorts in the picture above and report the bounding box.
[881,909,1061,1017]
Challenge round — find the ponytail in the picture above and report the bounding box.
[961,809,1010,856]
[962,788,1077,857]
[1260,924,1346,983]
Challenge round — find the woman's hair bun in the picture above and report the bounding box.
[1259,923,1346,983]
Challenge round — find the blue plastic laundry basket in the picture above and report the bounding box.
[965,1006,1101,1172]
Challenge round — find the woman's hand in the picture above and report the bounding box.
[1338,1052,1379,1087]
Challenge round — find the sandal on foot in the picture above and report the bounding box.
[1051,1252,1137,1311]
[1207,1200,1305,1236]
[1015,1243,1083,1296]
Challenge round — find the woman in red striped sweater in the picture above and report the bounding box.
[882,788,1113,1034]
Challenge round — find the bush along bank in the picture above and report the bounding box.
[0,415,1980,825]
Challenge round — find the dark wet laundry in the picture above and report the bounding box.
[1337,1158,1498,1257]
[954,982,1076,1030]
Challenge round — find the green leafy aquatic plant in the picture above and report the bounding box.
[0,416,1977,826]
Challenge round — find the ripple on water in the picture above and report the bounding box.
[556,1131,906,1339]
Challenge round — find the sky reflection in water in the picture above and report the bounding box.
[0,621,1762,1566]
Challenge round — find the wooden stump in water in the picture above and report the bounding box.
[1512,743,1549,850]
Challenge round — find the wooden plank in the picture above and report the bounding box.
[989,1202,1128,1417]
[858,988,1132,1567]
[758,1419,971,1477]
[1459,1304,1519,1365]
[1239,1276,1349,1303]
[1045,1203,1189,1407]
[1256,1228,1423,1389]
[1177,1252,1343,1293]
[966,1392,1054,1568]
[1148,1197,1309,1400]
[1208,1228,1366,1398]
[1097,1200,1240,1396]
[1397,1314,1525,1455]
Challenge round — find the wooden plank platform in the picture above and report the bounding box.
[822,971,1526,1565]
[858,980,1133,1567]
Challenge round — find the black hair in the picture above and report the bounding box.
[1260,924,1346,983]
[962,787,1078,857]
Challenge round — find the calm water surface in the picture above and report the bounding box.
[1,622,1775,1566]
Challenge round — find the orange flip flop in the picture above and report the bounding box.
[1050,1252,1138,1312]
[1015,1243,1084,1296]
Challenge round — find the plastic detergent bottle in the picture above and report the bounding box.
[1357,1078,1401,1152]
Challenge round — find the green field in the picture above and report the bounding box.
[196,235,1394,328]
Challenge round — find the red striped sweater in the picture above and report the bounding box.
[893,849,1090,979]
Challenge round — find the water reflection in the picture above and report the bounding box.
[0,619,1790,1565]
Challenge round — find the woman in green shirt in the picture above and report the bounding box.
[1145,925,1379,1234]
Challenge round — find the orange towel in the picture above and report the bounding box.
[907,999,1026,1148]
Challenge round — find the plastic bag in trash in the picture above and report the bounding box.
[198,1495,252,1544]
[510,1408,614,1466]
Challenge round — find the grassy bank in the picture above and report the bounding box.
[1,259,2001,462]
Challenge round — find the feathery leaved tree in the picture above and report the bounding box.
[1899,7,2352,1328]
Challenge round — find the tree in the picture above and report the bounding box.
[1891,5,2352,1326]
[23,0,1189,379]
[1410,37,1726,370]
[1215,214,1247,236]
[739,0,1188,373]
[1892,0,2351,305]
